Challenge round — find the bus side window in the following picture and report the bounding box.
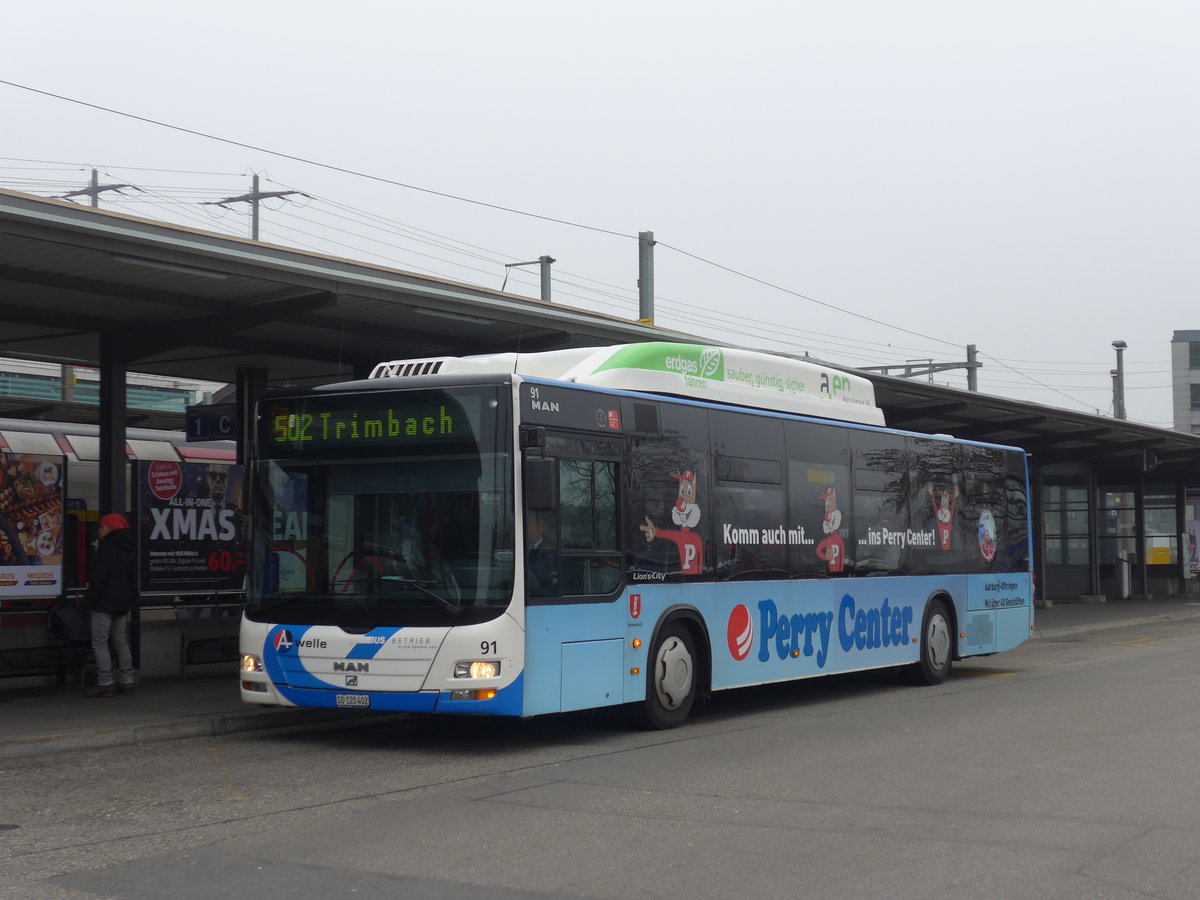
[850,431,908,575]
[713,410,785,581]
[785,420,851,578]
[908,436,964,575]
[962,444,1007,573]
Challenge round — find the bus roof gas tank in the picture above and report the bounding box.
[370,343,884,426]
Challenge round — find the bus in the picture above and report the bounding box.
[239,342,1033,728]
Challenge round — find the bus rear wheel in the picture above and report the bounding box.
[639,623,698,729]
[910,597,953,685]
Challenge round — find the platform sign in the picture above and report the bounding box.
[186,403,238,441]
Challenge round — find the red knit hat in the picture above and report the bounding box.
[99,513,129,530]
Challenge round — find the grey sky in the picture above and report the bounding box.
[3,1,1196,426]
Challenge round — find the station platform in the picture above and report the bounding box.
[3,597,1199,761]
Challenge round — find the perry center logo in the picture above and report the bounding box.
[726,604,753,661]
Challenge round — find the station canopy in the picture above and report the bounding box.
[2,187,1199,482]
[0,189,673,426]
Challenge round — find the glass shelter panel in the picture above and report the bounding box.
[1045,484,1090,566]
[1098,489,1136,566]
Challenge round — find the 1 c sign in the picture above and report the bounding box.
[185,404,238,441]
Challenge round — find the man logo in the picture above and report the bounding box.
[273,629,294,653]
[727,604,753,660]
[629,593,642,619]
[699,347,723,379]
[346,675,359,687]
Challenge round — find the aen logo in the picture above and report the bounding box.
[820,372,854,397]
[699,347,723,379]
[727,604,753,661]
[273,629,294,653]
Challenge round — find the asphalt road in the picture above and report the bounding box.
[4,617,1200,899]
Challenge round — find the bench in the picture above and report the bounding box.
[171,595,244,676]
[0,600,92,685]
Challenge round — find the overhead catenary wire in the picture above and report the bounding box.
[0,160,1153,402]
[0,166,1024,387]
[0,115,1171,421]
[0,156,241,177]
[0,79,632,240]
[259,178,976,363]
[0,80,986,357]
[3,165,1132,404]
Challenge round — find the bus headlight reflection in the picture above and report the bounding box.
[241,654,264,673]
[454,661,500,679]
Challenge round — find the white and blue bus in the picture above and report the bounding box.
[239,343,1033,728]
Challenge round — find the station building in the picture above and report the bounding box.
[1171,330,1200,436]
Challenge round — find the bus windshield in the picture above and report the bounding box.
[246,385,515,628]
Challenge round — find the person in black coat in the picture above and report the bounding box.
[80,513,138,697]
[526,512,559,597]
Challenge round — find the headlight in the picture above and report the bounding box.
[241,654,264,673]
[453,660,500,679]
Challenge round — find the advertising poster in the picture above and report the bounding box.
[137,460,246,593]
[263,463,310,596]
[1186,490,1200,578]
[0,452,65,598]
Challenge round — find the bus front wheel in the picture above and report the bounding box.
[910,597,953,685]
[640,623,698,729]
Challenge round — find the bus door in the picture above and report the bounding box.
[522,431,622,600]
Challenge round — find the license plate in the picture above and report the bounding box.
[335,693,370,709]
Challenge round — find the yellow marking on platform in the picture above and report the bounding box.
[1111,636,1156,648]
[207,746,249,800]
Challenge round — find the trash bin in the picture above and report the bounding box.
[1115,555,1131,599]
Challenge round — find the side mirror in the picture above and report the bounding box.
[524,457,556,512]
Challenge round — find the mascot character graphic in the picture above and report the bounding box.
[815,486,846,573]
[640,470,703,575]
[928,482,960,552]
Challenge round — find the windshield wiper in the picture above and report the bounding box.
[393,577,464,616]
[256,595,299,613]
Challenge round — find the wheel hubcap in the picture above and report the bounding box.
[654,636,693,710]
[927,613,950,670]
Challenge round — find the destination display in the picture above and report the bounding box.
[259,389,491,456]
